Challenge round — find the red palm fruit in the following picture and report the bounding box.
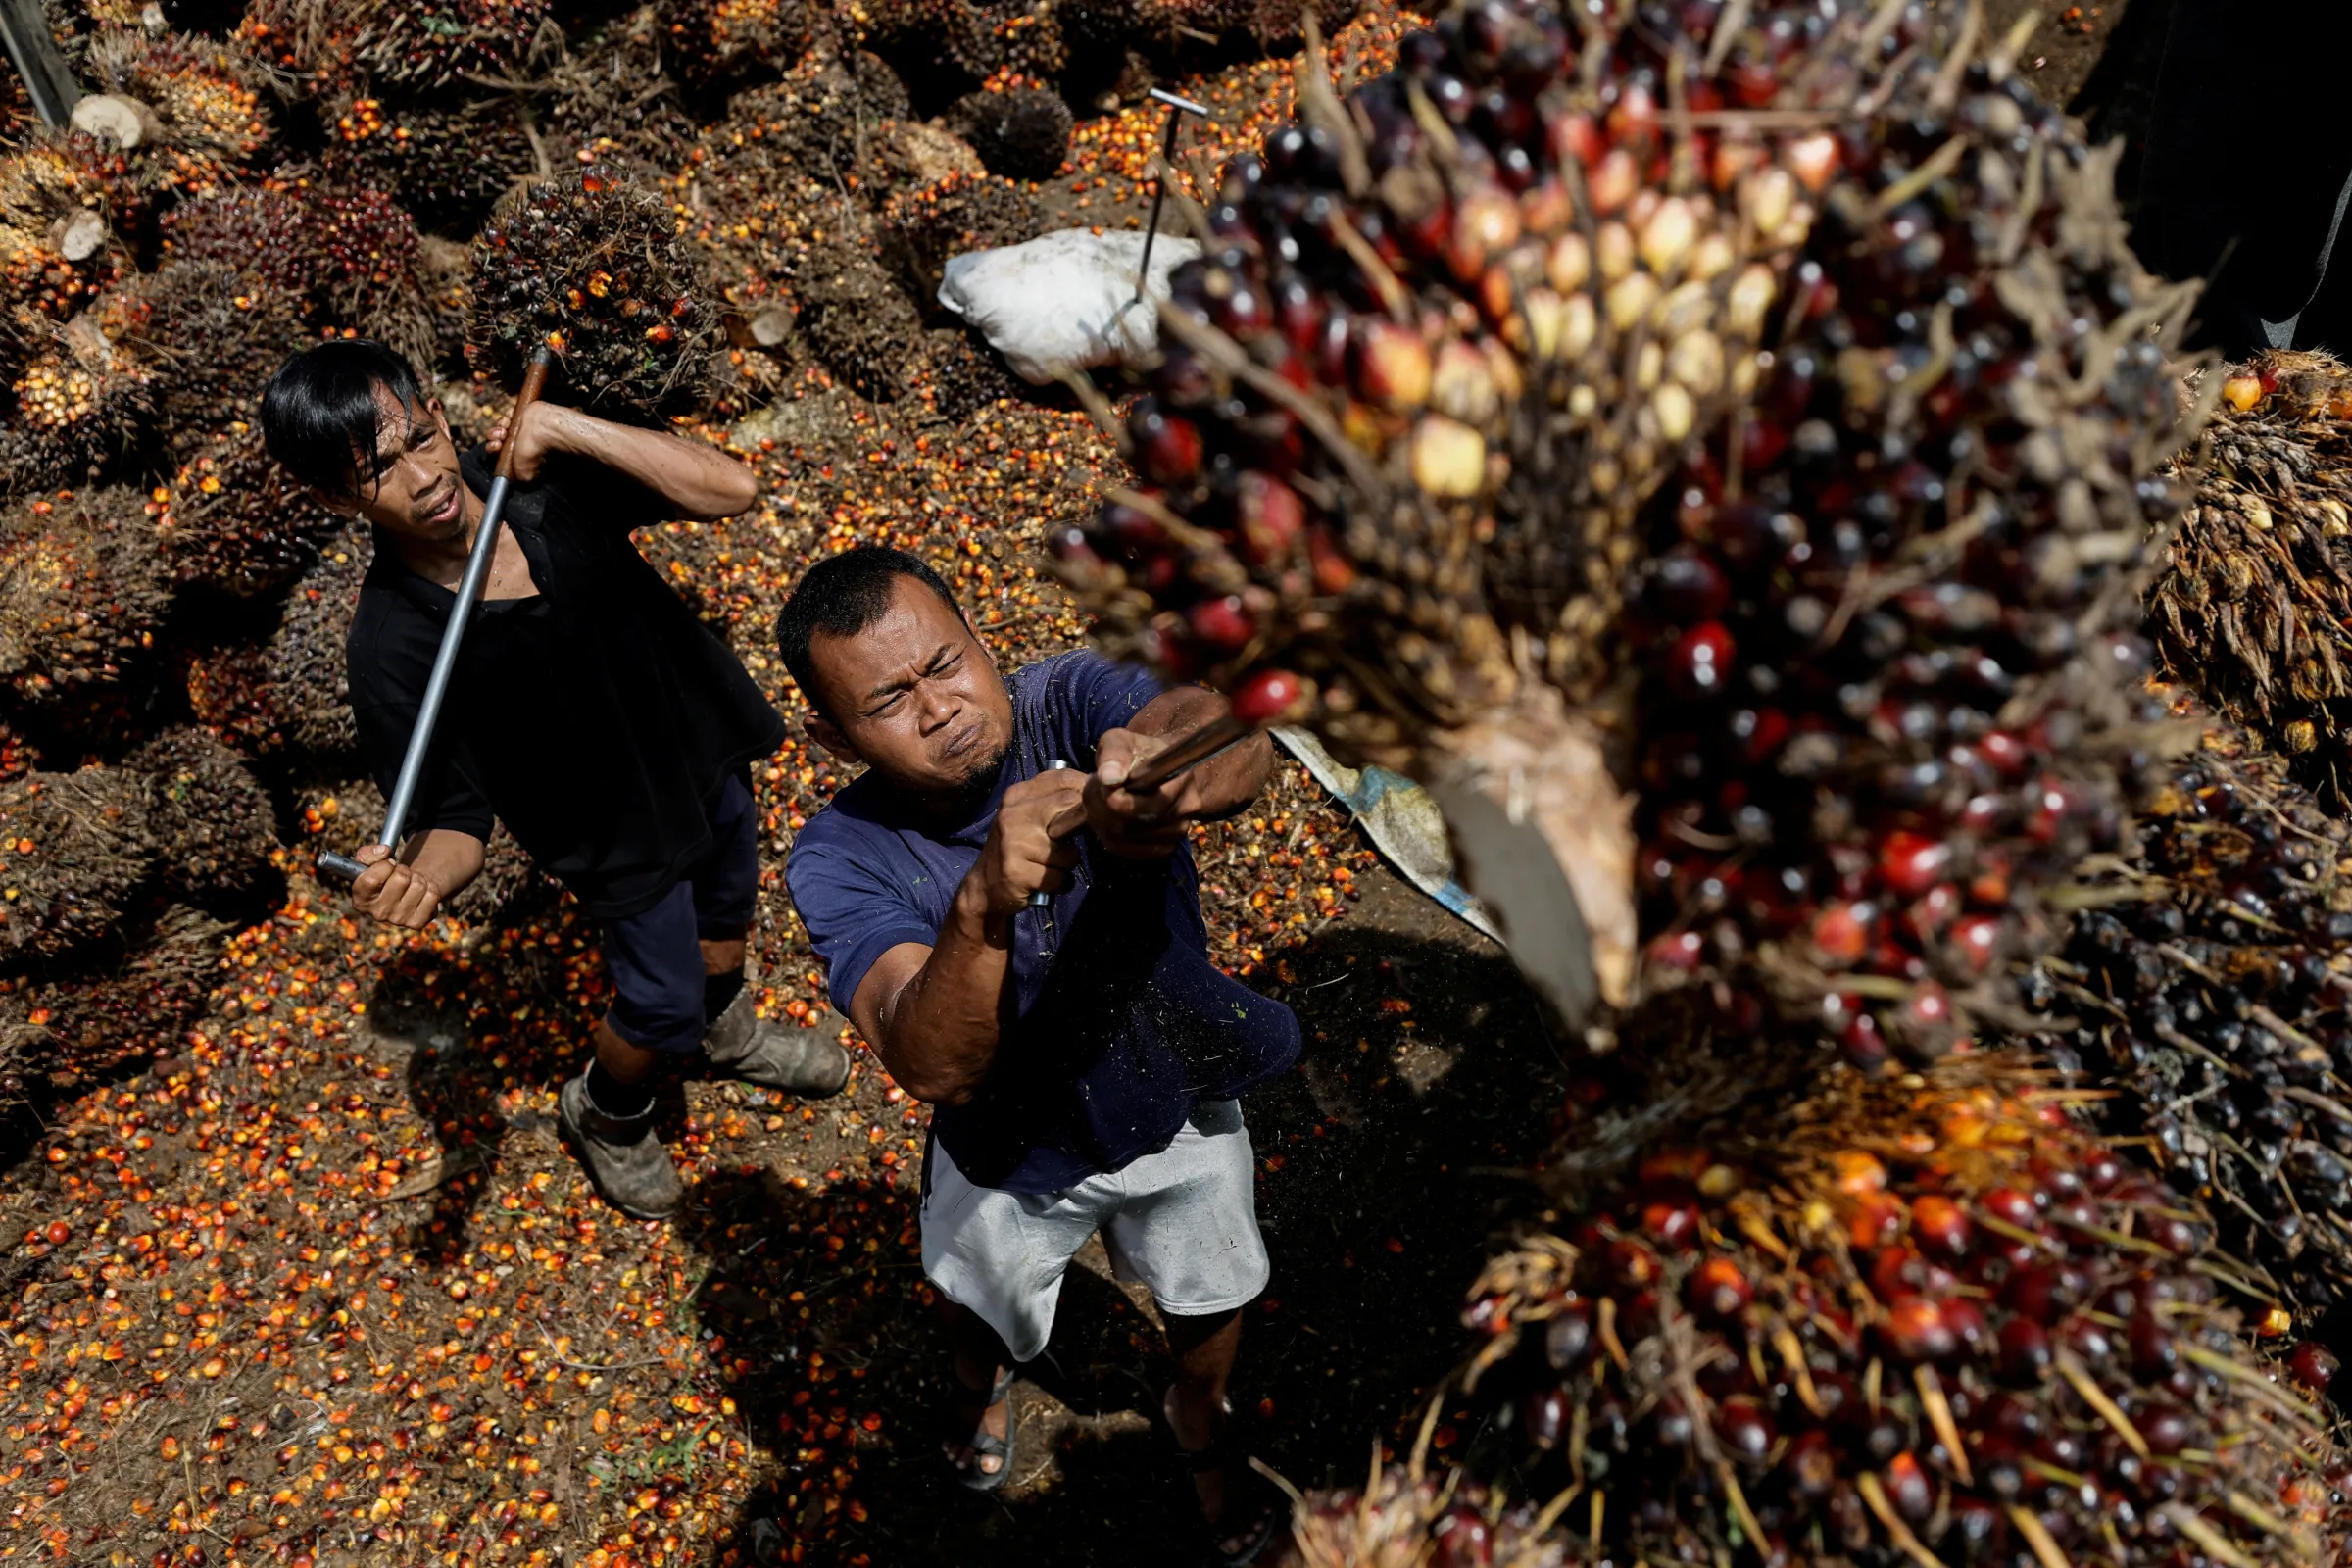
[1910,1195,1972,1259]
[1882,1295,1956,1363]
[1996,1317,2053,1385]
[1685,1256,1750,1319]
[1131,402,1204,487]
[1639,1197,1700,1250]
[1234,472,1304,564]
[1348,320,1434,414]
[1883,1451,1933,1522]
[1713,1396,1772,1466]
[1228,668,1308,728]
[2289,1343,2340,1395]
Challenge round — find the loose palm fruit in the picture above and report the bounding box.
[1461,1059,2348,1568]
[2032,723,2352,1320]
[0,487,171,713]
[468,166,725,420]
[124,727,277,905]
[0,764,158,962]
[2150,350,2352,808]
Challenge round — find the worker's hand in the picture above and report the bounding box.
[1085,728,1202,860]
[483,400,575,482]
[969,769,1088,915]
[349,842,447,930]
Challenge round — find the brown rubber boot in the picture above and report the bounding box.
[558,1071,683,1220]
[702,988,852,1098]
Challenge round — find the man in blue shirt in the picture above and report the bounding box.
[779,547,1298,1561]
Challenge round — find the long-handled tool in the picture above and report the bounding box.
[318,347,555,885]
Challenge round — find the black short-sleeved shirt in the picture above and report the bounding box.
[347,447,787,918]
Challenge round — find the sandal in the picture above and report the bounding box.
[942,1367,1017,1494]
[1166,1390,1284,1567]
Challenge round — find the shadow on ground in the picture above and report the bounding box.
[687,878,1570,1567]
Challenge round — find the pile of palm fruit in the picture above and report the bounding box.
[1042,0,2352,1563]
[0,0,1332,1111]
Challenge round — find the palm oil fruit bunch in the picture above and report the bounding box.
[0,764,158,963]
[79,31,273,209]
[2030,725,2352,1320]
[323,94,538,234]
[1619,29,2202,1060]
[874,170,1043,298]
[263,529,368,763]
[0,143,128,352]
[125,727,277,904]
[468,166,724,420]
[1459,1062,2348,1568]
[157,423,340,598]
[794,241,924,402]
[1054,0,1940,761]
[0,306,157,498]
[944,86,1074,181]
[0,487,172,715]
[1277,1463,1586,1568]
[118,260,310,447]
[2149,352,2352,809]
[659,0,820,94]
[7,905,229,1095]
[351,0,555,93]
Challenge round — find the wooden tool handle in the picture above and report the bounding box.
[494,347,556,481]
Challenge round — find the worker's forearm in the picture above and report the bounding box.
[544,407,759,520]
[399,827,486,898]
[1131,688,1275,822]
[877,879,1013,1106]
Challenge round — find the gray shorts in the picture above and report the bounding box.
[919,1100,1270,1363]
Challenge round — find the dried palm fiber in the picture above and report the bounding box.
[2026,719,2352,1324]
[125,726,278,904]
[793,240,922,401]
[468,165,725,420]
[322,93,539,234]
[157,421,341,598]
[1273,1464,1586,1568]
[77,31,273,209]
[944,85,1073,181]
[298,777,550,922]
[0,905,231,1098]
[0,486,170,713]
[1456,1054,2350,1568]
[660,0,822,93]
[350,0,557,93]
[264,527,369,762]
[0,764,157,962]
[183,640,285,754]
[2149,351,2352,811]
[874,168,1043,298]
[0,295,158,499]
[113,260,310,458]
[0,141,131,363]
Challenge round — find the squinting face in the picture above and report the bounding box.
[805,576,1013,800]
[318,383,469,542]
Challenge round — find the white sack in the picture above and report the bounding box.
[937,228,1201,385]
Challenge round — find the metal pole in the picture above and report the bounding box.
[1134,88,1210,304]
[318,347,556,884]
[0,0,79,129]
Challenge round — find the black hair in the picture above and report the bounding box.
[776,546,962,718]
[259,339,428,498]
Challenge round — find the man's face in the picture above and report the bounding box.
[313,383,468,543]
[803,576,1013,800]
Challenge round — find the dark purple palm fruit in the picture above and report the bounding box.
[1052,1,1988,768]
[1621,25,2201,1066]
[2030,721,2352,1326]
[1278,1464,1586,1567]
[1457,1059,2349,1568]
[468,166,725,420]
[2150,351,2352,808]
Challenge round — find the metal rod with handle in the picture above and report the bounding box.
[318,347,556,886]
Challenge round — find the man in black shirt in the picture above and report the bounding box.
[260,340,850,1221]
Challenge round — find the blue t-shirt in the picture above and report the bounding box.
[784,651,1301,1193]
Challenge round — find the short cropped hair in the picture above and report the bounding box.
[259,339,427,498]
[776,546,962,719]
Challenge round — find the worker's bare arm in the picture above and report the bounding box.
[350,827,486,929]
[486,402,760,520]
[847,770,1086,1106]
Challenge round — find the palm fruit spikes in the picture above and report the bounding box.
[468,166,725,420]
[2031,723,2352,1324]
[1459,1059,2349,1568]
[1274,1463,1585,1568]
[2150,351,2352,809]
[0,764,158,963]
[0,487,172,713]
[125,727,278,905]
